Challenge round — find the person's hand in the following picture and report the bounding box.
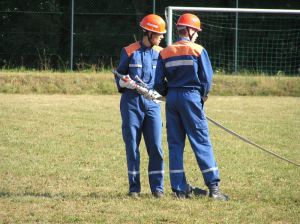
[202,96,208,102]
[119,75,136,89]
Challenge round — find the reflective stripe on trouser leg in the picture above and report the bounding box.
[166,94,188,192]
[188,126,220,186]
[143,104,164,193]
[179,91,220,186]
[127,170,140,193]
[123,123,142,192]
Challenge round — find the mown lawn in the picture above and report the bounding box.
[0,94,299,223]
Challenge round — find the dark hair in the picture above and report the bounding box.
[177,27,188,36]
[143,29,151,36]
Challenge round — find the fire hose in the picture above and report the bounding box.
[112,70,300,167]
[206,116,300,167]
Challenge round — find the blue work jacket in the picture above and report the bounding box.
[116,41,162,92]
[154,37,213,97]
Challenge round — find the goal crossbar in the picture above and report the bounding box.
[166,7,300,45]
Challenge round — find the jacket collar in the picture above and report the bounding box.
[140,40,152,50]
[177,37,190,42]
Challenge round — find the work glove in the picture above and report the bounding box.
[119,75,136,89]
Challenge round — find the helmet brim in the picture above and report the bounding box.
[140,25,166,34]
[176,23,201,31]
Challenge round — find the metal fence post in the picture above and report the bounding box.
[70,0,74,71]
[234,0,239,73]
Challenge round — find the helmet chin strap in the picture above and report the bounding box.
[146,31,154,47]
[186,27,197,42]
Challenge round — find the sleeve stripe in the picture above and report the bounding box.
[129,64,142,68]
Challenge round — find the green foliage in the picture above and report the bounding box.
[0,95,299,223]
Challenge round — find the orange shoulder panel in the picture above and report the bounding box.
[160,41,203,59]
[190,42,204,54]
[124,42,141,57]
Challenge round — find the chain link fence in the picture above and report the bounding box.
[0,0,156,70]
[1,0,299,74]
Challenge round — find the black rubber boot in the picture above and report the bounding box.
[186,183,208,197]
[174,191,187,199]
[185,183,194,198]
[173,184,192,199]
[208,185,229,201]
[174,184,208,199]
[192,186,208,197]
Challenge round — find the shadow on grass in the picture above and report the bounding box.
[0,191,128,200]
[0,190,207,200]
[0,191,52,198]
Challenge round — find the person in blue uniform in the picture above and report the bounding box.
[154,13,229,200]
[115,14,166,198]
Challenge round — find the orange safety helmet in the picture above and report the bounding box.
[140,14,166,34]
[176,13,201,31]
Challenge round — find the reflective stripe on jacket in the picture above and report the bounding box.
[116,41,162,92]
[154,37,213,97]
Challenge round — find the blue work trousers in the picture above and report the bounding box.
[166,89,220,193]
[120,90,164,193]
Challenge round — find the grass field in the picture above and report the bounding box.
[0,94,299,223]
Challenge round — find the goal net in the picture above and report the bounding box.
[165,7,300,75]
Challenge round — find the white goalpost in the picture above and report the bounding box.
[165,7,300,75]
